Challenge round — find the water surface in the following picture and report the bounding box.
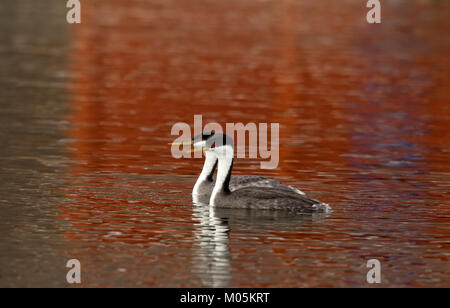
[0,0,449,287]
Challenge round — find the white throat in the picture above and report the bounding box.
[192,151,217,197]
[210,145,234,206]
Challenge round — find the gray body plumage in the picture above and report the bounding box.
[194,175,302,205]
[212,186,330,213]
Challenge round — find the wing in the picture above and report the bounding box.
[230,175,304,195]
[219,187,330,213]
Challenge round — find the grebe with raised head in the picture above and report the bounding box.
[173,131,305,204]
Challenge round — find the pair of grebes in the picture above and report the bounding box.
[171,132,330,213]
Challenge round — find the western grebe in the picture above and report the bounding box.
[172,132,304,204]
[201,133,330,213]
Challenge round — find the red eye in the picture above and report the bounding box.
[212,142,216,148]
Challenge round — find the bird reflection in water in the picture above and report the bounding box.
[191,201,330,287]
[191,202,231,288]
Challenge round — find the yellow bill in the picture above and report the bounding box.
[168,141,193,146]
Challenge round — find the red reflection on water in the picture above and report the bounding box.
[61,0,450,287]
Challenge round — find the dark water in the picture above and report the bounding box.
[0,0,449,287]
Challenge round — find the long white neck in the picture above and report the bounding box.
[193,151,217,196]
[210,146,234,206]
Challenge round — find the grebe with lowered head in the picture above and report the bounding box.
[174,131,305,204]
[202,133,330,212]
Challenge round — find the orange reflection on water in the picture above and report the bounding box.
[61,0,450,287]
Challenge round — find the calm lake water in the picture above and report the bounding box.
[0,0,449,287]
